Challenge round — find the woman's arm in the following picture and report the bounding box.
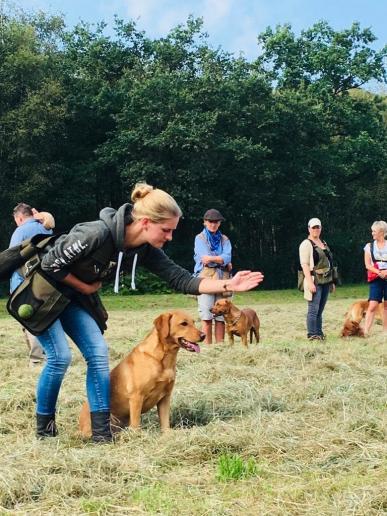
[194,235,208,270]
[198,236,232,267]
[201,255,224,265]
[40,221,108,281]
[217,237,232,266]
[143,247,263,295]
[61,273,102,295]
[364,247,384,278]
[301,263,316,293]
[299,240,316,293]
[198,270,263,294]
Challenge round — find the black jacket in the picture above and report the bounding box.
[40,203,201,297]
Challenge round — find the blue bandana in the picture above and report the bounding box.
[204,228,223,253]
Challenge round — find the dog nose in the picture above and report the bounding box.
[199,332,205,342]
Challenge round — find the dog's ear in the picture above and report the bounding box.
[154,313,172,341]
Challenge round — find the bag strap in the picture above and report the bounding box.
[307,239,333,270]
[369,241,387,263]
[19,234,61,260]
[369,242,376,263]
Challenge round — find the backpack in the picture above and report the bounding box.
[5,233,114,335]
[0,234,61,283]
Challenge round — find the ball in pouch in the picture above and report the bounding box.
[18,304,34,319]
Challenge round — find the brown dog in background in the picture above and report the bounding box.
[341,300,383,337]
[79,310,204,436]
[210,298,260,346]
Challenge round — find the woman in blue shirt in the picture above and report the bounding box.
[194,209,232,344]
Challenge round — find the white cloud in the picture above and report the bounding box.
[201,0,233,26]
[124,0,160,20]
[117,0,235,36]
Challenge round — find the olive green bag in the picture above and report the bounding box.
[7,268,71,336]
[6,233,113,335]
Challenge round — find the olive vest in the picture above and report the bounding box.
[312,241,333,285]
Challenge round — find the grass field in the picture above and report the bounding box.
[0,286,386,515]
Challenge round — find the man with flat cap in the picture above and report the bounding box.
[194,209,232,344]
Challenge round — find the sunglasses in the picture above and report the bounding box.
[311,225,321,229]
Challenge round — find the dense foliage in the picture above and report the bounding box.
[0,11,386,289]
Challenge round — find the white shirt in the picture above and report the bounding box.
[364,241,387,270]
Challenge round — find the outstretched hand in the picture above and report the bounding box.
[228,271,264,292]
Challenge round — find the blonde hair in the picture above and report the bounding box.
[131,183,182,222]
[371,220,387,237]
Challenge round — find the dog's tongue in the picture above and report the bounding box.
[187,342,200,353]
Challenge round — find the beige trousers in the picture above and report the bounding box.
[23,328,45,363]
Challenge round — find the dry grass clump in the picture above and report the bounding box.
[0,293,386,514]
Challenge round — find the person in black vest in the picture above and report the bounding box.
[23,184,263,442]
[299,218,335,341]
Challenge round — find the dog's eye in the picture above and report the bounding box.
[180,321,188,326]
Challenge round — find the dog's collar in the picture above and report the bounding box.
[230,312,242,326]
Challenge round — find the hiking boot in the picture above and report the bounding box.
[36,413,58,438]
[90,411,113,443]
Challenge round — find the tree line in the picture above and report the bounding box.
[1,10,386,289]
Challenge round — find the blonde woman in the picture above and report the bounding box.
[364,220,387,336]
[16,183,263,442]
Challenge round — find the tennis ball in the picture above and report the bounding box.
[18,304,34,319]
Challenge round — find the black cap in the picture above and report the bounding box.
[203,209,225,221]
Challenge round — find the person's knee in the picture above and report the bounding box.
[84,342,109,367]
[47,349,72,372]
[367,301,380,313]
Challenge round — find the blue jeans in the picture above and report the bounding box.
[36,303,110,415]
[307,284,330,337]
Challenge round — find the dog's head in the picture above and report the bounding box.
[341,320,365,338]
[154,310,204,352]
[210,298,232,316]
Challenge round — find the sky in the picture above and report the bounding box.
[12,0,387,66]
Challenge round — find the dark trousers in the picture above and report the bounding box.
[307,284,330,337]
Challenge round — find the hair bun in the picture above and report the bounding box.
[131,183,154,203]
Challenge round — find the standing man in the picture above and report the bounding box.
[10,203,55,366]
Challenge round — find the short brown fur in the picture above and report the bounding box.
[210,298,260,346]
[341,300,383,337]
[79,310,204,436]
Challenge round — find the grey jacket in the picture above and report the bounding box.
[40,204,202,295]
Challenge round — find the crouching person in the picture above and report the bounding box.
[12,184,263,443]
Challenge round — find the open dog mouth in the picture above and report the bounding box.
[178,337,201,353]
